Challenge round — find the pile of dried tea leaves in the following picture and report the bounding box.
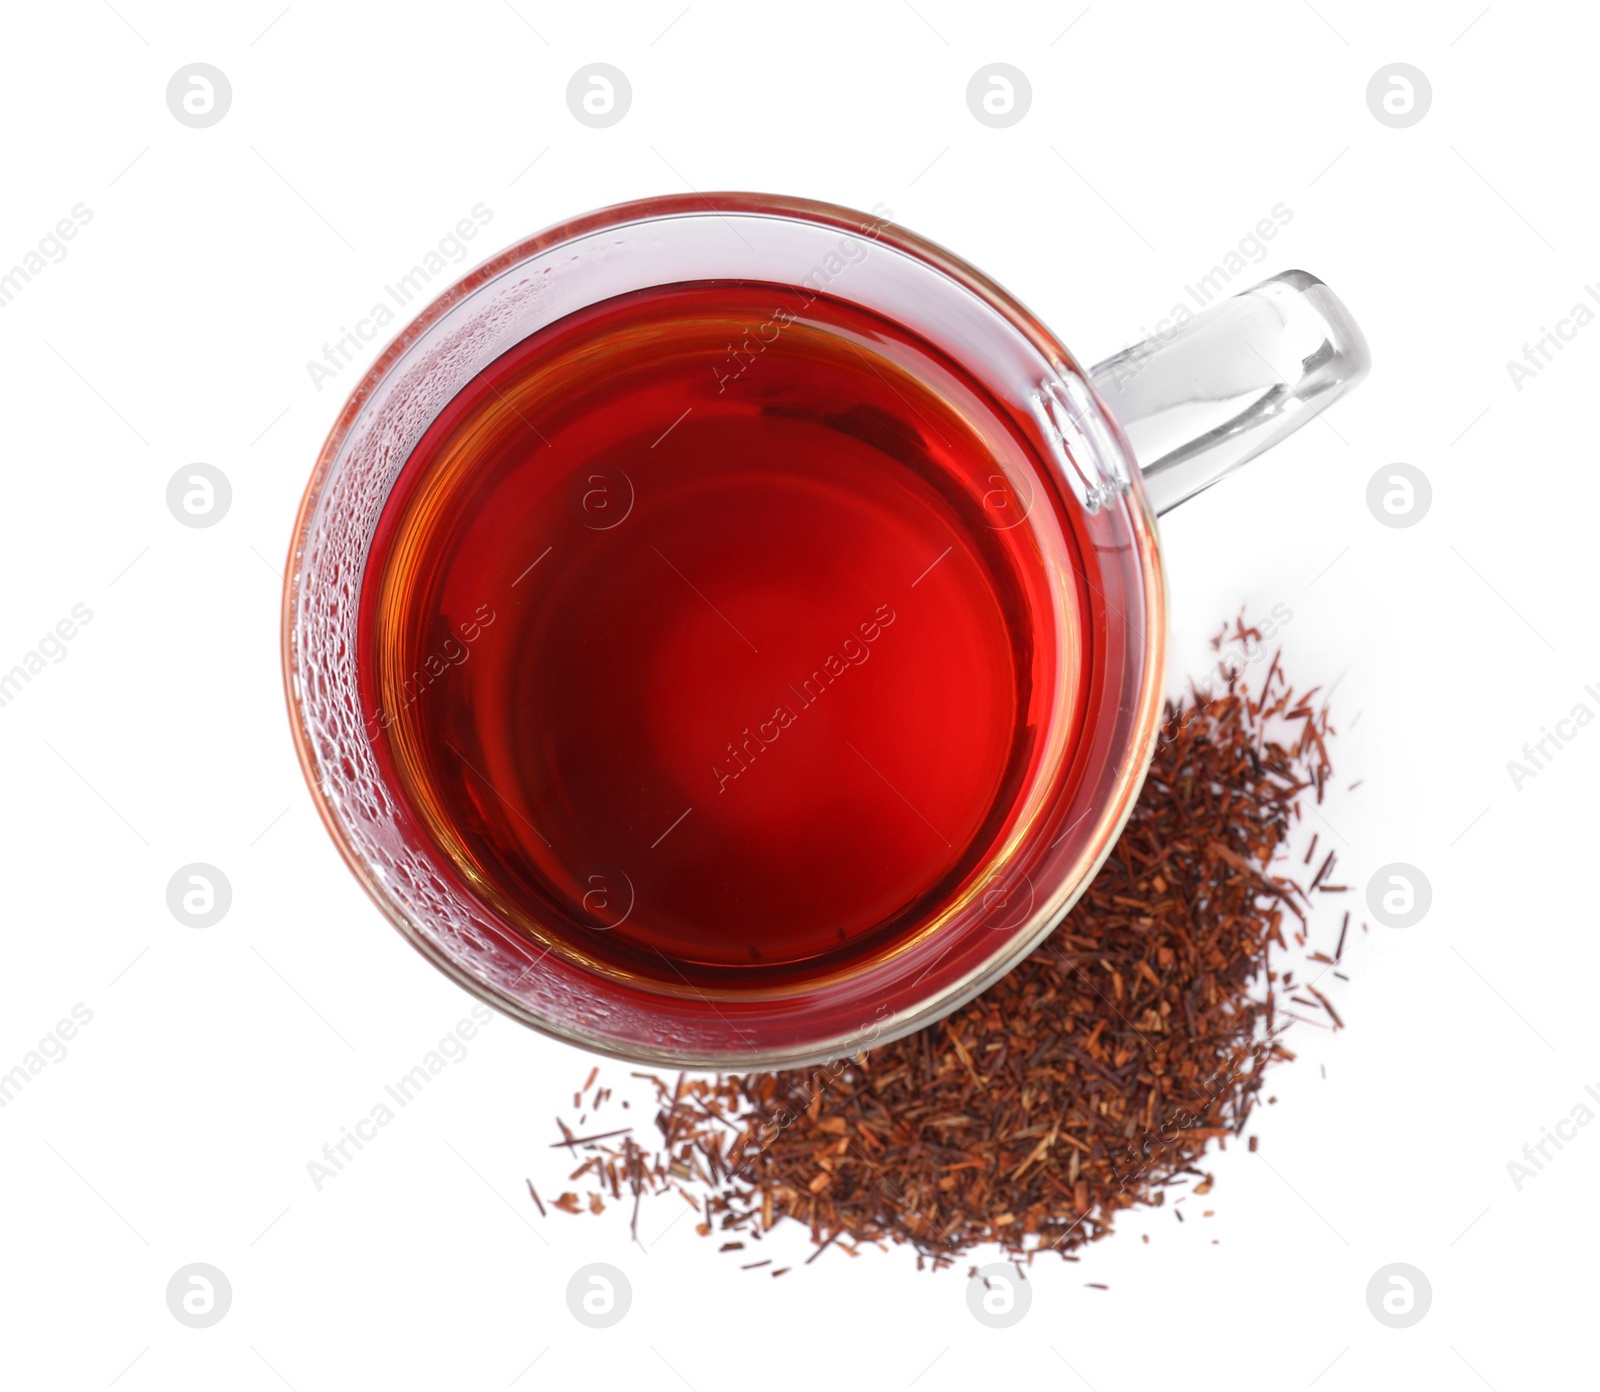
[533,623,1352,1270]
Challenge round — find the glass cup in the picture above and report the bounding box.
[282,193,1368,1068]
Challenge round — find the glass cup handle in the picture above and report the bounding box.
[1086,270,1372,515]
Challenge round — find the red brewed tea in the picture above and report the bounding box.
[359,281,1098,989]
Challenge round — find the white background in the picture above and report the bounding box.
[0,1,1593,1387]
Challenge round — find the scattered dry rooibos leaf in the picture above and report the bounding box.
[538,624,1351,1269]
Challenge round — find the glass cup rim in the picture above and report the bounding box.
[281,191,1167,1069]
